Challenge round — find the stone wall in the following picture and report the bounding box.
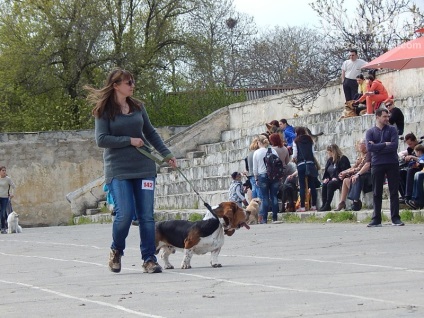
[0,127,186,227]
[227,68,424,130]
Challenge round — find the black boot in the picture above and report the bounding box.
[352,200,362,211]
[319,204,331,211]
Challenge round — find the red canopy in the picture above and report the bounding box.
[362,32,424,70]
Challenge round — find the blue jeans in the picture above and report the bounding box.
[257,174,280,222]
[108,178,157,262]
[0,197,9,229]
[412,171,424,207]
[248,176,258,199]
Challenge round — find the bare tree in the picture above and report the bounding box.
[310,0,423,61]
[243,26,338,108]
[177,0,257,89]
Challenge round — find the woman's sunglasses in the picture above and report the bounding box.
[124,80,136,86]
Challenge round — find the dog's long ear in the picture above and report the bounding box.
[213,202,238,218]
[224,229,235,236]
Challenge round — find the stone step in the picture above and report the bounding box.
[74,206,419,227]
[86,208,101,215]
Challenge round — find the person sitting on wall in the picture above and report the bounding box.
[319,144,351,211]
[278,161,298,213]
[353,69,389,115]
[398,133,423,203]
[346,154,372,212]
[334,139,370,211]
[352,74,367,115]
[406,144,424,210]
[385,97,404,136]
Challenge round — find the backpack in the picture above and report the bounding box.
[263,148,285,181]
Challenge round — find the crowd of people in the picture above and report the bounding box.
[227,50,422,226]
[230,109,421,227]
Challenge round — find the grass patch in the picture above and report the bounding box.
[283,213,301,223]
[323,211,357,223]
[73,216,94,225]
[364,213,389,224]
[303,214,322,223]
[400,210,414,221]
[400,209,424,223]
[412,212,424,223]
[188,213,204,222]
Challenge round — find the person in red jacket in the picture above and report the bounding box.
[354,69,389,114]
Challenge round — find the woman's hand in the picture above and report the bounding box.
[167,157,178,169]
[323,178,329,184]
[130,138,144,148]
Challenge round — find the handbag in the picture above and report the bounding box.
[298,146,318,178]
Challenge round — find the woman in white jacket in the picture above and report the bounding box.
[253,135,280,224]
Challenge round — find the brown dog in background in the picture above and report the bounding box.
[245,198,261,225]
[338,100,358,121]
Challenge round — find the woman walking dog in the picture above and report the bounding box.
[85,68,177,274]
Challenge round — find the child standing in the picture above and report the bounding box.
[228,172,248,208]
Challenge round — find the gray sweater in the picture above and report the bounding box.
[95,107,173,183]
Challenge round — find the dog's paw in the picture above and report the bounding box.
[181,264,192,269]
[211,263,222,268]
[164,264,174,270]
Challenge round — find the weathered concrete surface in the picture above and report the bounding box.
[1,222,423,317]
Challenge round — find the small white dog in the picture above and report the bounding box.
[7,211,22,234]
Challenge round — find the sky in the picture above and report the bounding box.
[232,0,424,30]
[232,0,322,29]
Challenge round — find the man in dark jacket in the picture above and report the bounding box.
[366,108,404,227]
[385,100,404,136]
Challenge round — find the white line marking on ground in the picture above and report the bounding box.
[1,251,422,308]
[0,239,102,249]
[0,278,165,317]
[221,254,424,273]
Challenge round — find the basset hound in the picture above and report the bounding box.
[155,201,249,269]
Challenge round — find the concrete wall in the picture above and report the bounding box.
[228,68,424,130]
[0,127,186,227]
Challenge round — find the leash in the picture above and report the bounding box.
[135,145,217,218]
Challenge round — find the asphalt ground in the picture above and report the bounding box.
[0,221,423,318]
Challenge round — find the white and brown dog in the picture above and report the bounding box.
[155,202,249,269]
[245,198,261,225]
[7,211,22,234]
